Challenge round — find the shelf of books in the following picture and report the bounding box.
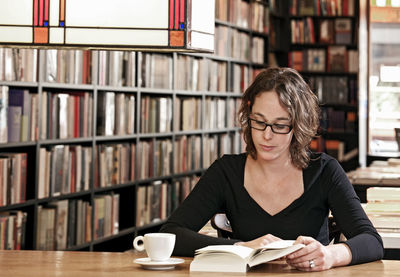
[284,0,359,171]
[0,0,270,251]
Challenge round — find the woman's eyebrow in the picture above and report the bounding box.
[252,112,290,122]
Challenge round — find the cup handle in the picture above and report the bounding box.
[133,236,145,251]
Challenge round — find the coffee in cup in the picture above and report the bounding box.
[133,233,176,261]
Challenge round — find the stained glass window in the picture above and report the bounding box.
[0,0,214,52]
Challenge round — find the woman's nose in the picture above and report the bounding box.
[263,125,274,139]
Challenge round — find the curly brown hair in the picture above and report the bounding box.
[238,67,320,169]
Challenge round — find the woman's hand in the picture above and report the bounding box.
[285,236,352,271]
[235,234,282,249]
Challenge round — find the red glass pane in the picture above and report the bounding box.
[45,0,49,21]
[180,0,184,23]
[34,0,39,26]
[169,0,174,28]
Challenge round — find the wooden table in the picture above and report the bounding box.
[0,250,399,276]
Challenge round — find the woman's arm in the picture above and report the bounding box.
[286,158,383,271]
[326,159,384,264]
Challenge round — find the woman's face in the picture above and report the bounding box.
[250,90,293,163]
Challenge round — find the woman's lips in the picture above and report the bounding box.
[260,145,275,151]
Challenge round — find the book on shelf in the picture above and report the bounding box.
[154,139,173,177]
[7,88,30,142]
[0,86,8,143]
[327,46,347,72]
[319,19,334,44]
[250,1,268,34]
[348,50,358,73]
[36,205,56,250]
[232,64,250,93]
[335,18,352,44]
[252,37,265,64]
[174,135,201,173]
[325,139,345,162]
[215,0,228,21]
[190,240,305,273]
[288,51,304,71]
[51,200,69,250]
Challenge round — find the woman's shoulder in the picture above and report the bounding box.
[306,151,343,176]
[308,151,338,166]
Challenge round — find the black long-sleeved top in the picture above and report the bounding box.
[160,153,384,264]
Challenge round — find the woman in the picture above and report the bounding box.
[160,67,383,271]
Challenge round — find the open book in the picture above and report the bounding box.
[190,240,305,273]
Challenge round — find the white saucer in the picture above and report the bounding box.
[134,257,184,270]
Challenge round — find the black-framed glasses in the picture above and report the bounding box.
[248,118,293,134]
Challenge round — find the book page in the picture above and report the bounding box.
[248,243,304,268]
[195,245,253,260]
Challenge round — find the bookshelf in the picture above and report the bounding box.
[272,0,360,171]
[0,0,271,251]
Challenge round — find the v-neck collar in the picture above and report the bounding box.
[239,153,321,217]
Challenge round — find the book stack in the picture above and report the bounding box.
[98,51,135,87]
[38,145,92,198]
[290,0,355,16]
[135,177,198,227]
[97,92,135,136]
[291,17,316,44]
[174,97,202,131]
[140,96,172,134]
[41,91,93,139]
[0,153,27,206]
[204,97,227,130]
[0,210,27,250]
[174,135,201,173]
[95,143,135,189]
[232,64,250,93]
[140,53,172,89]
[94,194,120,240]
[364,187,400,248]
[347,160,400,186]
[0,48,37,82]
[0,87,39,143]
[46,49,92,84]
[250,1,269,34]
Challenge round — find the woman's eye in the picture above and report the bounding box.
[274,124,286,130]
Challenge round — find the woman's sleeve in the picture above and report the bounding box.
[160,158,240,256]
[326,159,384,264]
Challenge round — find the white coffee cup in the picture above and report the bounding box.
[133,233,176,261]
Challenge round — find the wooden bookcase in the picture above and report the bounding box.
[272,0,360,172]
[0,0,271,251]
